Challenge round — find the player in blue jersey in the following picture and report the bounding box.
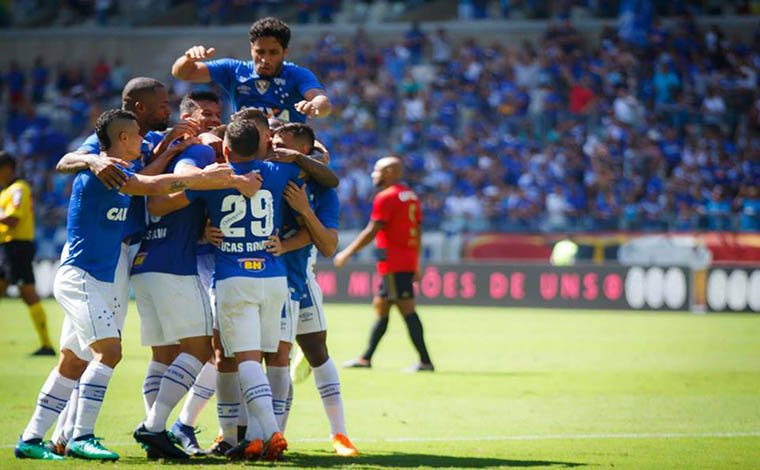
[171,16,331,122]
[265,123,359,456]
[46,77,201,456]
[14,109,236,462]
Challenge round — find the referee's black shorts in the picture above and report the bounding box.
[0,240,36,285]
[378,272,415,301]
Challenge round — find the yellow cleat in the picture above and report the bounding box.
[332,433,359,457]
[291,345,312,384]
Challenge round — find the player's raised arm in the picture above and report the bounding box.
[171,45,215,83]
[295,89,332,119]
[272,148,339,188]
[121,162,234,196]
[56,151,130,189]
[284,182,338,257]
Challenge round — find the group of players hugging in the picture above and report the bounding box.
[15,15,434,462]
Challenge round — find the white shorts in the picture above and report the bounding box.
[215,276,287,355]
[295,275,327,336]
[132,272,212,347]
[279,296,299,344]
[196,253,218,329]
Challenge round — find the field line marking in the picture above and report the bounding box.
[4,431,760,449]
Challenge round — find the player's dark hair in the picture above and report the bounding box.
[274,123,315,154]
[249,17,290,49]
[225,119,260,158]
[95,109,138,150]
[122,77,165,112]
[0,151,16,170]
[179,90,221,116]
[231,107,269,130]
[209,124,227,139]
[268,117,286,131]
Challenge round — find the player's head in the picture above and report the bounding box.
[209,124,227,139]
[249,17,290,77]
[122,77,170,132]
[95,109,142,161]
[0,151,17,185]
[223,118,260,162]
[231,107,271,156]
[272,123,314,155]
[372,156,403,188]
[179,90,222,131]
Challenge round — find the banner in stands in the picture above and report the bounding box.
[314,263,692,311]
[705,266,760,313]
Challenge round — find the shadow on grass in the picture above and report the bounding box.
[282,451,585,468]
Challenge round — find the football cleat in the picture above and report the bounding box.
[45,438,67,456]
[262,432,287,461]
[31,347,56,356]
[332,433,359,457]
[342,358,371,369]
[169,419,205,456]
[15,438,64,460]
[401,362,435,373]
[224,438,263,460]
[206,435,234,456]
[66,436,119,460]
[133,424,188,459]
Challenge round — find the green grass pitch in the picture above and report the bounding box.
[1,298,759,469]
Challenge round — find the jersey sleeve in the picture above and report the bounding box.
[293,65,324,96]
[76,133,100,154]
[315,188,340,230]
[3,183,28,217]
[370,191,392,223]
[174,145,215,170]
[205,59,239,94]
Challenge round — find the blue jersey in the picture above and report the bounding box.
[61,165,136,282]
[186,160,302,281]
[205,59,323,122]
[281,182,340,298]
[131,145,216,276]
[77,131,165,242]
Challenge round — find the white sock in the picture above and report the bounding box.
[238,360,279,439]
[266,366,291,431]
[281,381,294,432]
[216,371,241,445]
[142,361,168,417]
[62,382,79,442]
[313,358,347,436]
[73,362,114,440]
[22,369,76,441]
[179,361,216,428]
[145,353,202,432]
[245,413,264,441]
[50,385,72,444]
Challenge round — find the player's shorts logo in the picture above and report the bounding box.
[238,258,265,271]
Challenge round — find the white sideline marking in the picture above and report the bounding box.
[5,431,760,449]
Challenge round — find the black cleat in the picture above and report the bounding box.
[133,424,189,460]
[237,425,247,443]
[31,347,56,356]
[206,436,233,456]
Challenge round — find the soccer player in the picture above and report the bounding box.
[47,77,192,455]
[171,16,331,121]
[266,123,359,456]
[0,152,54,356]
[14,109,235,461]
[131,97,263,459]
[334,157,434,373]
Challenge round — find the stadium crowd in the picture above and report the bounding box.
[2,16,760,259]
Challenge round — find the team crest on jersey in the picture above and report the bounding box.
[255,80,270,95]
[274,78,285,86]
[239,258,265,271]
[237,85,252,95]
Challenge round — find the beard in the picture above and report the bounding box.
[149,117,169,132]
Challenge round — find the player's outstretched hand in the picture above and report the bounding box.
[295,100,319,118]
[203,220,223,247]
[265,229,283,256]
[201,162,234,185]
[167,120,201,142]
[235,171,263,198]
[333,250,349,268]
[90,156,131,190]
[283,182,310,214]
[270,148,301,163]
[185,45,216,61]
